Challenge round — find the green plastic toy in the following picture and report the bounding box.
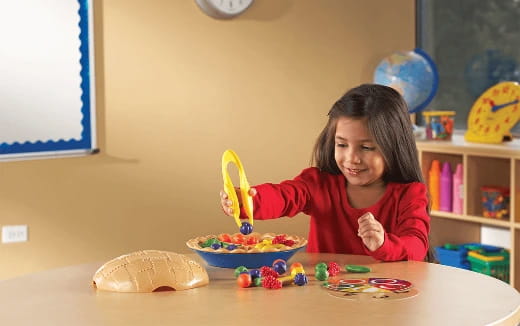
[345,264,371,273]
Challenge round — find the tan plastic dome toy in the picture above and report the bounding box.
[92,250,209,292]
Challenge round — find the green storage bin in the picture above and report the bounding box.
[467,250,510,283]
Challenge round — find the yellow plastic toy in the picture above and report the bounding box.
[465,81,520,144]
[221,149,254,229]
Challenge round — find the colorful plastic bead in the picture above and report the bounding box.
[290,266,305,277]
[272,259,287,275]
[211,243,221,250]
[262,275,282,289]
[240,222,253,235]
[237,273,252,288]
[234,266,249,278]
[315,269,329,281]
[315,262,328,271]
[345,264,371,273]
[327,262,341,276]
[249,269,261,279]
[293,273,308,286]
[290,262,303,272]
[201,238,220,248]
[260,266,278,278]
[226,244,237,250]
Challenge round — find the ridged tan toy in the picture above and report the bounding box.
[92,250,209,292]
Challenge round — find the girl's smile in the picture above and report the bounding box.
[345,168,365,176]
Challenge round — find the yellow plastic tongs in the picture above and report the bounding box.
[221,149,254,229]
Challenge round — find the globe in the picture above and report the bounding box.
[373,48,439,114]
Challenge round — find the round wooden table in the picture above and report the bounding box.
[0,252,518,325]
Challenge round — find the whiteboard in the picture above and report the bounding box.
[0,0,97,161]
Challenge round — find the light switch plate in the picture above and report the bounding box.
[2,225,28,243]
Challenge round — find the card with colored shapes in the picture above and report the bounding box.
[323,278,412,293]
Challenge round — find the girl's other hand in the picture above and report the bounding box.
[220,188,257,216]
[357,212,385,252]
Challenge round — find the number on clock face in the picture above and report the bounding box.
[468,82,520,136]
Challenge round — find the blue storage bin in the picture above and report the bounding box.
[434,243,502,270]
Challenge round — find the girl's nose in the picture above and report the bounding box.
[346,148,361,164]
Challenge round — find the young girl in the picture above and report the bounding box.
[220,84,430,262]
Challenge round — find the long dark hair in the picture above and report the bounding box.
[312,83,424,184]
[311,84,435,262]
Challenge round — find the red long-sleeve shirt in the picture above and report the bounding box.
[245,167,430,261]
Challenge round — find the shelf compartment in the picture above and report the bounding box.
[430,217,481,250]
[421,151,463,214]
[466,156,510,219]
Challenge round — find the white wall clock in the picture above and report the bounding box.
[195,0,254,19]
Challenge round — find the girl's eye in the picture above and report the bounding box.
[336,143,347,148]
[362,146,376,151]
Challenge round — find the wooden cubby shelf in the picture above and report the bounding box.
[431,211,511,228]
[416,134,520,291]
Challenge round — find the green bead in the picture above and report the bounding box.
[234,266,248,278]
[201,238,220,248]
[315,269,329,281]
[253,277,262,287]
[345,264,371,273]
[315,262,328,271]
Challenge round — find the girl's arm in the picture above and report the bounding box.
[364,183,430,261]
[238,167,321,220]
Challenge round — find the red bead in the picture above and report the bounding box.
[262,275,282,289]
[260,266,278,278]
[328,262,341,277]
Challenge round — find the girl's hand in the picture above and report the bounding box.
[220,188,257,216]
[357,212,385,252]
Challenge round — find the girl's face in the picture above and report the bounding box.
[334,116,385,187]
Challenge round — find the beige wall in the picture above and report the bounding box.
[0,0,414,279]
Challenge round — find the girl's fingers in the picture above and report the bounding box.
[221,188,256,215]
[357,225,380,236]
[358,228,381,238]
[358,219,383,237]
[221,188,256,199]
[357,212,374,224]
[358,221,380,233]
[220,190,228,200]
[358,230,380,238]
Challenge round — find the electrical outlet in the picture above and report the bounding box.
[2,225,28,243]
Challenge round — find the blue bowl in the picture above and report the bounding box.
[191,246,306,269]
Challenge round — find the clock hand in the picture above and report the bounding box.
[491,99,519,112]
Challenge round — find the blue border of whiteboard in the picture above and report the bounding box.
[0,0,97,161]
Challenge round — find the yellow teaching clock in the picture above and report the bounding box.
[465,81,520,144]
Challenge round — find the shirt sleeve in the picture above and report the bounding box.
[364,182,430,261]
[239,168,319,220]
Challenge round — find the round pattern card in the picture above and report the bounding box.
[322,278,418,301]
